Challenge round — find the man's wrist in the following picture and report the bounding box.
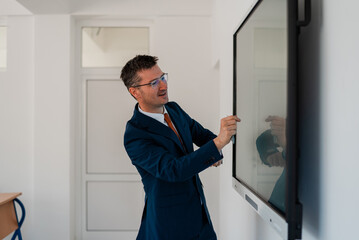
[213,137,224,152]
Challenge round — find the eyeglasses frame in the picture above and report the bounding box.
[132,73,168,88]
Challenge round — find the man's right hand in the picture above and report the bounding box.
[213,115,241,151]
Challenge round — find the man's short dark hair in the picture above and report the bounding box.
[121,55,159,89]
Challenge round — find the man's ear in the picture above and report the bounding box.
[129,87,139,100]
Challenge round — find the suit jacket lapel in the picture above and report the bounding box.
[166,106,192,153]
[131,104,186,153]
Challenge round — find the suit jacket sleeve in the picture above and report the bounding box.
[173,102,218,148]
[124,103,223,183]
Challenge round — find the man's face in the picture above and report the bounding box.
[129,64,168,113]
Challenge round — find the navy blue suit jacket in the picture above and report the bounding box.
[124,102,222,240]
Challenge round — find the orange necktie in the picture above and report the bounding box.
[164,113,185,149]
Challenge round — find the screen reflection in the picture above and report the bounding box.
[234,0,287,213]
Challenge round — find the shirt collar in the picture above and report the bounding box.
[138,105,168,126]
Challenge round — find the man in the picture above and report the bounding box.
[121,55,240,240]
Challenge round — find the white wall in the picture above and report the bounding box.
[316,1,359,239]
[0,16,34,239]
[0,14,76,240]
[214,0,359,239]
[32,15,75,240]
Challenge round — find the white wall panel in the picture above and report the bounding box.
[87,181,143,231]
[86,80,136,174]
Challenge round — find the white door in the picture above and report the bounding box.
[76,22,152,240]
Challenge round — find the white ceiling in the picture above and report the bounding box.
[12,0,213,15]
[0,0,32,15]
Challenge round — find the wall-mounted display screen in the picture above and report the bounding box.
[234,0,287,213]
[232,0,303,239]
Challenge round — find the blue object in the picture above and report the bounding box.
[269,169,286,213]
[255,129,279,166]
[11,198,25,240]
[256,130,286,212]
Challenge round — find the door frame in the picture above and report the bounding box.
[74,17,154,240]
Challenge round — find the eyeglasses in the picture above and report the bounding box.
[132,73,168,88]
